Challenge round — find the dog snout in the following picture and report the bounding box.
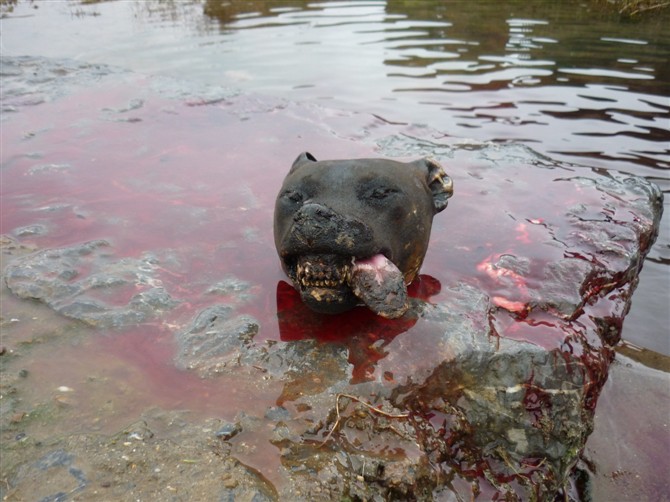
[294,203,337,224]
[289,203,374,254]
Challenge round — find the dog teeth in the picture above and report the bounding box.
[294,258,352,289]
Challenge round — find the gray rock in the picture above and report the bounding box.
[4,240,178,328]
[12,224,48,237]
[174,305,261,377]
[215,422,242,441]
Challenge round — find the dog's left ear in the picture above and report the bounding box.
[412,158,454,214]
[289,152,317,175]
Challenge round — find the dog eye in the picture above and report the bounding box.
[282,189,305,204]
[369,187,400,200]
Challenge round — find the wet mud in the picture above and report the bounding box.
[1,56,667,500]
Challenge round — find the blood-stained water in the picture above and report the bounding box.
[1,59,660,396]
[1,58,666,499]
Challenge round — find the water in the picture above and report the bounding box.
[1,1,669,499]
[2,0,668,354]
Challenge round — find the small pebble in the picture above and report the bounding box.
[222,475,238,489]
[264,406,290,421]
[54,396,75,407]
[18,369,28,378]
[10,412,26,423]
[215,422,241,441]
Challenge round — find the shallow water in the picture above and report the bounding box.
[1,0,667,354]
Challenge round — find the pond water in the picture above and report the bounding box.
[1,1,669,500]
[2,0,668,354]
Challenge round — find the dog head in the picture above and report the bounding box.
[274,152,453,318]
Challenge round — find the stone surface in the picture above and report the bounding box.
[0,56,665,501]
[175,304,261,377]
[4,239,179,328]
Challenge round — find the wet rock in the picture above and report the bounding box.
[17,449,89,501]
[3,240,179,328]
[215,421,242,441]
[0,56,123,112]
[174,305,261,377]
[27,163,72,175]
[268,340,352,407]
[264,406,290,421]
[12,224,48,237]
[1,235,38,259]
[206,275,256,303]
[123,420,154,442]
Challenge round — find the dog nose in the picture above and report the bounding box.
[293,203,342,233]
[294,203,337,223]
[292,203,339,248]
[289,202,374,254]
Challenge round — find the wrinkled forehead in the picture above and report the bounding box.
[285,159,418,189]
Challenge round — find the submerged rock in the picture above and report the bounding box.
[4,240,179,328]
[174,305,261,377]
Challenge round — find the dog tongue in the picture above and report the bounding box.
[350,254,409,319]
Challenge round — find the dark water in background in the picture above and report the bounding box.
[1,0,668,354]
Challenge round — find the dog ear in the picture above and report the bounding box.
[413,158,453,214]
[289,152,317,174]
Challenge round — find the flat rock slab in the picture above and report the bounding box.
[0,56,664,500]
[4,239,178,327]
